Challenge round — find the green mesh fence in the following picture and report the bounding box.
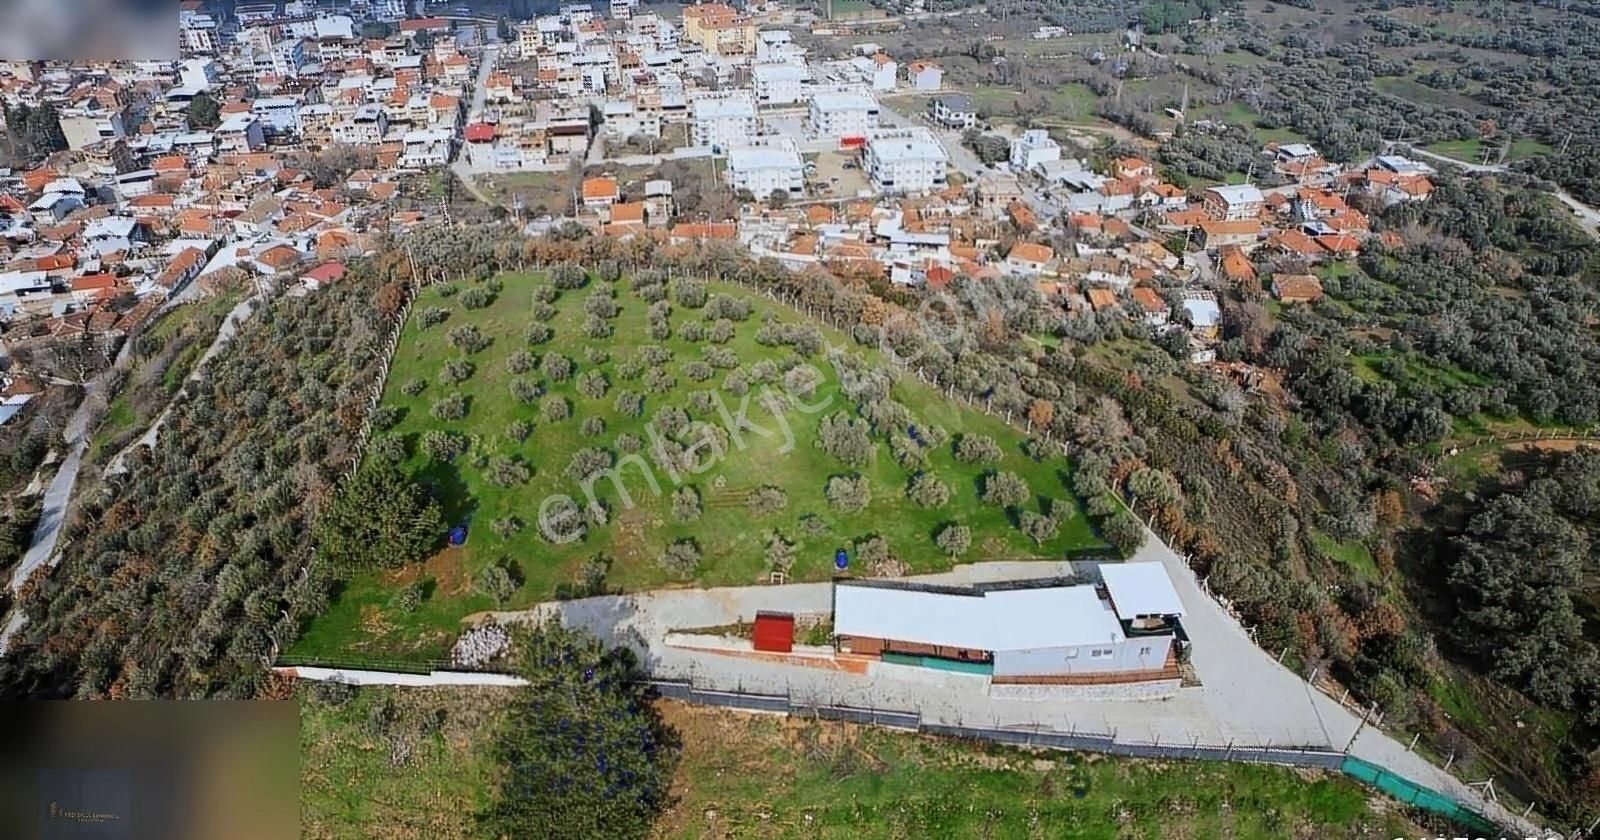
[880,652,994,675]
[1341,756,1499,834]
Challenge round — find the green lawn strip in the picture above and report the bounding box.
[1423,137,1553,164]
[293,273,1107,660]
[1199,100,1308,145]
[664,709,1403,839]
[1311,531,1378,580]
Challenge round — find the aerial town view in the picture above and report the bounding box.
[0,0,1597,837]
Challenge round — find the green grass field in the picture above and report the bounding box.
[300,686,1419,839]
[294,273,1107,660]
[661,704,1414,839]
[967,83,1098,124]
[1199,101,1309,145]
[1423,137,1553,164]
[1312,532,1379,581]
[300,684,515,839]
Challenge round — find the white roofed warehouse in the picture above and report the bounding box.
[832,563,1186,684]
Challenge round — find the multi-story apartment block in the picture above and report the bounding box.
[752,63,808,106]
[690,91,756,150]
[808,88,878,140]
[864,127,948,195]
[180,10,219,55]
[252,96,302,134]
[1009,128,1061,173]
[332,104,388,145]
[681,3,755,57]
[725,137,804,199]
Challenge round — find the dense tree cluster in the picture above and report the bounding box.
[0,263,401,698]
[480,621,679,840]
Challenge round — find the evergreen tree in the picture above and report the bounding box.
[479,621,680,840]
[187,92,221,129]
[316,461,443,574]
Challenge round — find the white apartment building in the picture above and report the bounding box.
[864,127,948,195]
[611,0,638,18]
[725,137,804,199]
[756,30,805,64]
[179,58,220,91]
[59,110,127,151]
[1009,128,1061,173]
[400,128,455,168]
[252,96,301,134]
[332,105,388,145]
[215,114,266,154]
[179,10,219,55]
[752,63,808,106]
[847,54,897,92]
[808,88,878,140]
[690,91,757,150]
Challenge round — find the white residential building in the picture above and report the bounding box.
[1009,129,1061,172]
[400,128,455,168]
[849,53,897,92]
[332,105,388,145]
[215,114,266,153]
[928,93,977,130]
[725,137,804,199]
[907,60,942,91]
[756,30,805,64]
[58,110,126,151]
[752,63,809,106]
[832,561,1187,681]
[251,96,301,134]
[864,127,947,195]
[179,58,220,91]
[808,88,878,140]
[1202,184,1265,221]
[690,91,757,151]
[179,10,219,55]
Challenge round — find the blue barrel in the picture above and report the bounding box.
[834,549,849,570]
[448,526,468,546]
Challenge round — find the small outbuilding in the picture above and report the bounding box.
[752,611,795,653]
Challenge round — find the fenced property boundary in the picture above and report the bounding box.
[641,678,1504,835]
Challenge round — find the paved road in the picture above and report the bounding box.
[450,44,509,198]
[486,531,1545,836]
[467,42,498,123]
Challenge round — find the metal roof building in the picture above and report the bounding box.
[833,568,1187,683]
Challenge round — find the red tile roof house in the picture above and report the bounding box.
[300,261,346,290]
[69,272,123,306]
[254,244,305,275]
[1005,242,1054,276]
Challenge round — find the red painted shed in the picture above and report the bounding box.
[752,611,795,653]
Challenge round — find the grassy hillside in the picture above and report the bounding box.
[299,685,1421,839]
[294,270,1106,660]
